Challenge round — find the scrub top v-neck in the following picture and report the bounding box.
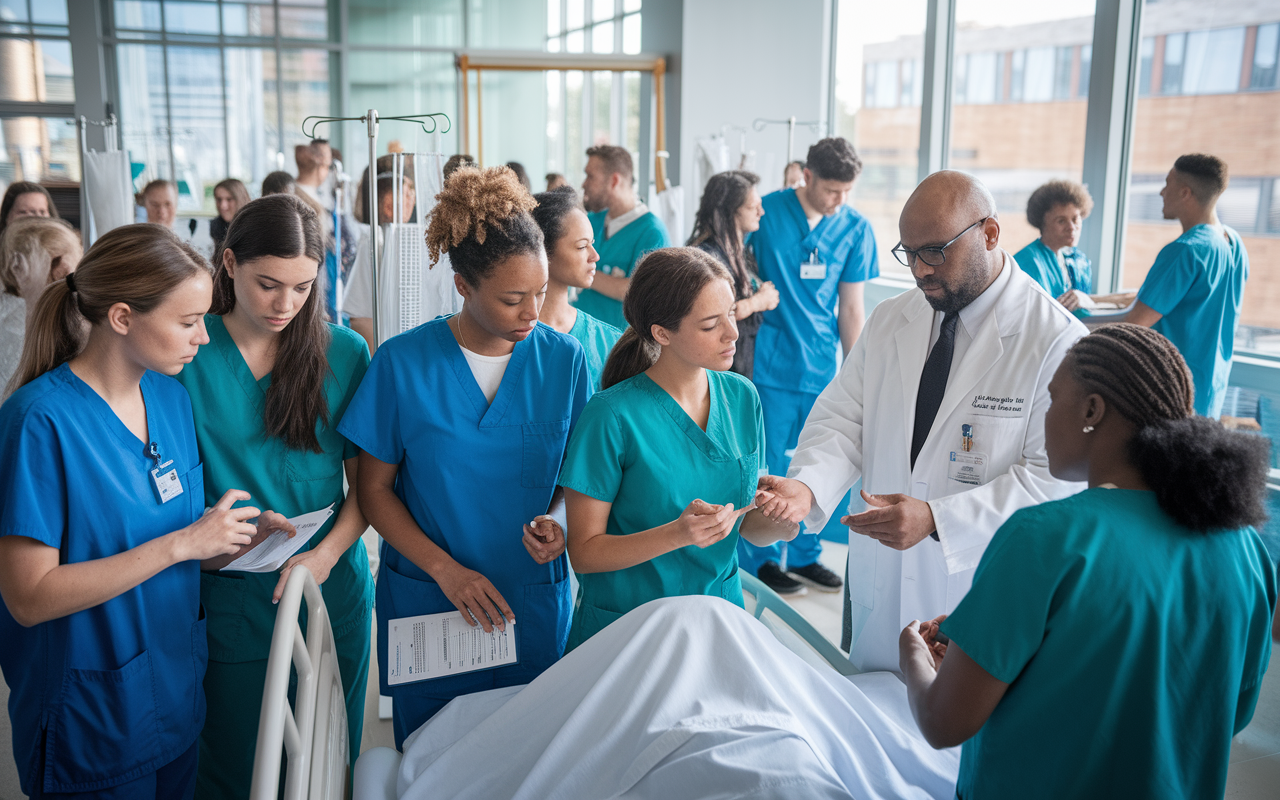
[176,315,373,663]
[337,318,590,728]
[0,364,206,796]
[558,369,766,649]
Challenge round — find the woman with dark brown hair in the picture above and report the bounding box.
[687,170,779,378]
[0,223,264,799]
[338,165,591,749]
[558,246,798,649]
[210,178,250,249]
[0,181,59,238]
[174,193,373,798]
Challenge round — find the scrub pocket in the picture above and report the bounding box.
[47,649,163,790]
[519,580,572,671]
[200,572,251,662]
[566,601,624,652]
[286,448,344,484]
[184,464,205,521]
[521,418,571,488]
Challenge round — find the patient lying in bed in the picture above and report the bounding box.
[393,596,959,800]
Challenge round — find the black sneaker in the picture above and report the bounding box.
[757,562,808,596]
[787,562,843,593]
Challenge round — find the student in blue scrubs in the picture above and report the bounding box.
[1014,180,1093,302]
[177,194,374,798]
[0,224,263,800]
[900,324,1275,799]
[531,186,622,391]
[742,137,877,596]
[339,166,591,748]
[1117,154,1248,418]
[559,247,798,648]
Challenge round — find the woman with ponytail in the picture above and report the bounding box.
[338,166,591,747]
[558,247,798,650]
[0,224,267,799]
[900,323,1276,799]
[173,193,373,798]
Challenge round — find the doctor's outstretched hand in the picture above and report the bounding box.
[843,490,937,550]
[523,515,565,565]
[753,475,815,524]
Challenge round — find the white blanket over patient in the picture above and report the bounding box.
[397,596,958,800]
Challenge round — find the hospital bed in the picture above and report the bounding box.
[342,570,858,800]
[250,565,350,800]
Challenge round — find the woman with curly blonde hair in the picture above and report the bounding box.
[337,166,592,746]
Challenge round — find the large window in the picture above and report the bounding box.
[1123,0,1280,360]
[1,0,77,190]
[833,0,927,276]
[111,0,335,214]
[949,0,1097,257]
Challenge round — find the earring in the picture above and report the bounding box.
[1082,425,1095,433]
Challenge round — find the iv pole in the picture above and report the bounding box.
[752,116,823,162]
[301,110,451,346]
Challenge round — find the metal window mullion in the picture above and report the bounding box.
[917,0,955,182]
[1080,0,1146,294]
[218,1,230,180]
[274,1,283,162]
[159,1,175,180]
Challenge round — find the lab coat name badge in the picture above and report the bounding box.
[948,424,987,485]
[387,611,517,686]
[800,251,827,280]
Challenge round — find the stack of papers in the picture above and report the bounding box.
[387,611,518,685]
[221,504,335,573]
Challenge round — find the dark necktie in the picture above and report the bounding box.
[911,312,959,470]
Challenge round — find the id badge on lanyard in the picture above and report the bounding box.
[800,249,827,280]
[147,442,184,504]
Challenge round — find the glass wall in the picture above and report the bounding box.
[1,0,76,191]
[1122,0,1280,357]
[949,0,1097,256]
[833,0,927,276]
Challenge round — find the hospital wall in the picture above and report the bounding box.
[676,0,834,228]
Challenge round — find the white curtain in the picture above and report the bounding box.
[82,149,133,245]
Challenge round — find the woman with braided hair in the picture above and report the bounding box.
[338,166,591,746]
[899,323,1276,799]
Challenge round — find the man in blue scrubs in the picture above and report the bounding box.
[1118,153,1248,418]
[742,137,878,595]
[573,145,671,330]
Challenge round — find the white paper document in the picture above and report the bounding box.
[386,611,517,686]
[220,504,335,573]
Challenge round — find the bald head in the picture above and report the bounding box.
[898,171,1003,313]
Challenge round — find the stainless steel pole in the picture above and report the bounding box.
[366,109,380,346]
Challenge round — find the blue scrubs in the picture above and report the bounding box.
[337,319,590,747]
[1136,224,1248,418]
[744,189,878,573]
[1013,239,1091,298]
[0,365,206,797]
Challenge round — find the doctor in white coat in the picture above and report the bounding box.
[760,171,1087,673]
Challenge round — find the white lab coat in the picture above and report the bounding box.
[789,253,1088,673]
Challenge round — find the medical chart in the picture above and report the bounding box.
[221,504,335,573]
[386,611,517,686]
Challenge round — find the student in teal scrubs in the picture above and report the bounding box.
[560,247,799,649]
[0,225,261,800]
[1117,154,1249,418]
[1014,180,1093,300]
[340,167,591,748]
[531,186,622,390]
[900,324,1275,800]
[177,194,373,798]
[573,145,670,329]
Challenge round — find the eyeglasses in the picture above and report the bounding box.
[892,217,989,268]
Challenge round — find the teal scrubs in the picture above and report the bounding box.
[741,188,878,574]
[0,365,206,797]
[1013,239,1091,298]
[1136,224,1248,417]
[177,316,373,799]
[941,488,1275,800]
[558,369,765,649]
[572,209,671,330]
[567,309,622,391]
[337,318,591,748]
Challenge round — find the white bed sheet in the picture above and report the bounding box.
[395,596,959,800]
